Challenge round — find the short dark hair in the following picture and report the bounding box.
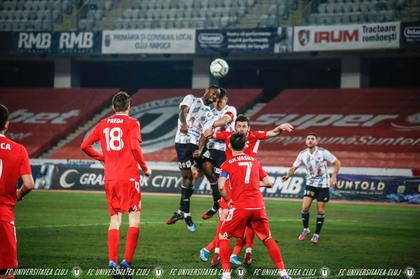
[112,91,131,112]
[230,133,246,151]
[219,87,228,99]
[208,84,221,96]
[306,133,318,138]
[235,114,249,125]
[0,104,8,131]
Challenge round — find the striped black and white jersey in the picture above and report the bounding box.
[293,147,337,188]
[206,105,237,151]
[174,94,215,145]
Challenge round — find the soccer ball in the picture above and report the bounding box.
[210,58,229,78]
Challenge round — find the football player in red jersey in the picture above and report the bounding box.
[218,133,291,279]
[199,115,293,266]
[81,92,151,278]
[0,104,34,279]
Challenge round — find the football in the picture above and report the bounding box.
[209,58,229,78]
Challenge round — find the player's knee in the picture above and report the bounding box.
[109,215,121,229]
[128,212,141,227]
[262,236,272,243]
[182,177,193,187]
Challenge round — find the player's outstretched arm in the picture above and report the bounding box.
[16,174,34,201]
[329,159,341,187]
[266,123,294,138]
[282,166,298,182]
[80,126,104,161]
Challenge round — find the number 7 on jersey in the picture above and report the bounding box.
[238,162,252,184]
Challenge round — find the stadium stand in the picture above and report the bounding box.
[0,0,78,31]
[0,88,116,156]
[302,0,420,25]
[47,88,263,160]
[250,88,420,172]
[1,0,418,31]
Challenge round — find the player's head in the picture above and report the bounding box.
[203,85,220,105]
[306,133,318,148]
[112,91,131,113]
[0,104,9,133]
[230,132,246,152]
[216,88,228,110]
[235,114,250,134]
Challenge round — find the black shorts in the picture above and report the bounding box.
[303,185,330,202]
[200,148,226,174]
[175,143,198,169]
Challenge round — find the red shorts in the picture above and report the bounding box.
[104,179,141,216]
[0,220,17,269]
[219,208,271,241]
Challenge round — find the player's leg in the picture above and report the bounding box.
[211,208,228,267]
[200,160,220,219]
[121,211,140,265]
[311,196,328,244]
[218,209,249,279]
[104,180,122,278]
[299,186,315,240]
[230,237,243,265]
[0,220,17,279]
[168,144,194,226]
[243,226,255,265]
[108,213,122,270]
[251,210,290,279]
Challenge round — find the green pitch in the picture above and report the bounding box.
[14,191,420,279]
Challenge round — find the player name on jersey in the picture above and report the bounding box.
[0,143,11,150]
[107,118,124,124]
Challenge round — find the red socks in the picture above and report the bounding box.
[245,227,255,248]
[219,239,231,273]
[232,238,243,255]
[108,229,120,263]
[123,227,140,264]
[264,238,285,270]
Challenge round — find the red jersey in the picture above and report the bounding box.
[220,153,267,210]
[214,130,267,160]
[0,135,32,221]
[81,114,147,181]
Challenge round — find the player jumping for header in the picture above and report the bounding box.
[167,85,229,232]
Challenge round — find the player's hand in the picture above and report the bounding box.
[16,189,23,201]
[330,175,337,187]
[279,123,294,132]
[282,176,289,182]
[144,167,152,177]
[203,129,213,138]
[192,150,201,159]
[227,199,233,209]
[180,123,188,134]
